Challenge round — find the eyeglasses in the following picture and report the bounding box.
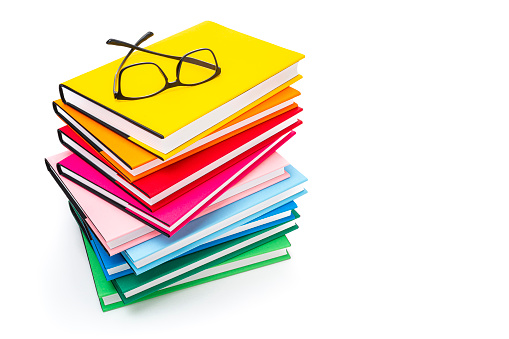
[106,31,221,100]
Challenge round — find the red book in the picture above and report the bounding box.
[59,107,302,211]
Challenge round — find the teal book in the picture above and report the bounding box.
[113,221,298,304]
[79,229,292,311]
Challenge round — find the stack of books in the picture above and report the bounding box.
[45,21,307,311]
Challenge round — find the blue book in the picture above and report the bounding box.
[123,165,307,274]
[123,202,301,275]
[90,233,133,280]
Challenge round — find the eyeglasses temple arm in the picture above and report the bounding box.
[107,39,181,62]
[106,39,218,70]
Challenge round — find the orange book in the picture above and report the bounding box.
[54,87,300,182]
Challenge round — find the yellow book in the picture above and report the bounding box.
[60,21,304,155]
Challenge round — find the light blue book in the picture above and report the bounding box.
[123,165,307,274]
[186,202,298,254]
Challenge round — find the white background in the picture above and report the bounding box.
[2,0,509,337]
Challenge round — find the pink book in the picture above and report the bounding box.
[56,132,295,237]
[45,151,290,255]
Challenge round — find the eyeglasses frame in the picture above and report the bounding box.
[107,32,221,100]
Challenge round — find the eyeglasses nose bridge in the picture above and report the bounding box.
[119,62,168,80]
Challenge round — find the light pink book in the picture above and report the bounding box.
[46,151,289,255]
[57,132,294,237]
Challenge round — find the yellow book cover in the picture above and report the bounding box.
[60,21,304,154]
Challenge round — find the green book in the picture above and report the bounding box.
[113,221,298,304]
[80,229,292,312]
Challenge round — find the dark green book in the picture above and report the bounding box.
[113,221,298,304]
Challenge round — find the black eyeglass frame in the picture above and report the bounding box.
[107,32,221,100]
